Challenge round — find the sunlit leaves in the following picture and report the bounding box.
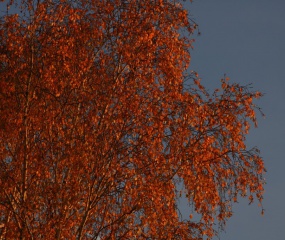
[0,0,265,239]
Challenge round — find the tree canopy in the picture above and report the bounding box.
[0,0,265,239]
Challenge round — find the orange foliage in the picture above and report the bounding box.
[0,0,265,239]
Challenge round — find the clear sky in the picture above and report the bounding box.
[183,0,285,239]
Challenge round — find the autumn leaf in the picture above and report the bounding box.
[0,0,265,239]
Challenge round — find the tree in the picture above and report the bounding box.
[0,0,265,239]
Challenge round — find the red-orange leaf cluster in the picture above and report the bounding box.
[0,0,265,239]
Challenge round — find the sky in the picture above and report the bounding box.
[182,0,285,239]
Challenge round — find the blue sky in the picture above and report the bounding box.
[183,1,285,239]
